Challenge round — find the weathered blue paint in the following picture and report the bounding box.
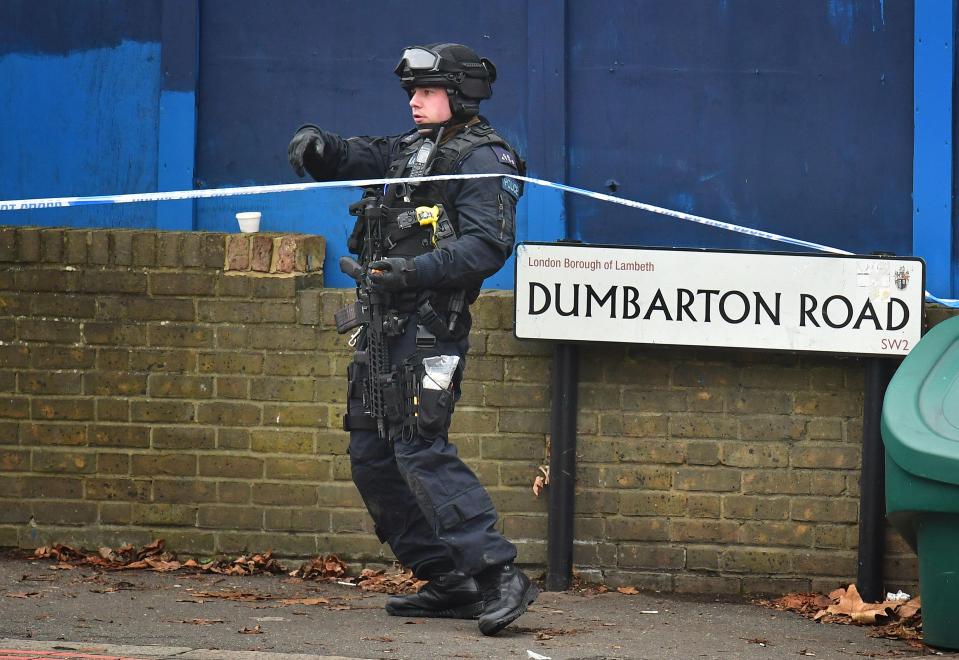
[914,1,955,298]
[157,0,198,230]
[827,0,856,45]
[566,1,914,262]
[0,39,162,228]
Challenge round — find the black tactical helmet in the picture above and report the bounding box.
[394,43,496,120]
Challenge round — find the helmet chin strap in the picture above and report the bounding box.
[415,113,459,136]
[416,122,445,135]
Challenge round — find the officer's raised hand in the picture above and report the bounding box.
[368,257,418,291]
[288,125,328,177]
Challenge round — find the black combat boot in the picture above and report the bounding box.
[385,572,484,619]
[476,563,539,636]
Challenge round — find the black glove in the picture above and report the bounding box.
[288,125,326,177]
[368,257,418,291]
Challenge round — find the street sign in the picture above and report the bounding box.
[514,243,925,356]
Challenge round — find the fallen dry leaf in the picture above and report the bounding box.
[290,554,348,580]
[35,544,86,562]
[199,552,286,576]
[181,618,224,625]
[144,558,181,572]
[532,466,549,497]
[19,574,55,582]
[515,626,582,639]
[532,474,547,496]
[353,567,426,595]
[278,597,330,606]
[616,586,639,595]
[757,593,832,616]
[822,584,895,624]
[5,591,41,598]
[871,620,924,642]
[191,590,272,602]
[238,625,263,635]
[138,539,165,557]
[895,596,921,620]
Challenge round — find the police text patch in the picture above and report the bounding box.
[501,176,521,199]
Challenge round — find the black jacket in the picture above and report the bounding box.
[301,123,523,293]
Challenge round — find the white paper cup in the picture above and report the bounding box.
[236,211,261,233]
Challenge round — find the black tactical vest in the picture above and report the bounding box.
[349,120,525,261]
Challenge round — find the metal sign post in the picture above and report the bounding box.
[546,343,578,591]
[857,357,898,602]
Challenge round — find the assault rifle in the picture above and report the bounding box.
[337,251,407,441]
[334,127,448,440]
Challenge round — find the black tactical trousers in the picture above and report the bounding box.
[347,313,517,579]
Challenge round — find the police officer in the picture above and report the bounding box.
[288,43,536,636]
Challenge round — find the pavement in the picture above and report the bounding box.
[0,557,953,660]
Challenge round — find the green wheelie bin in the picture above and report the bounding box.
[882,315,959,650]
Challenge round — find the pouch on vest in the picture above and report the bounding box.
[334,301,369,335]
[416,387,453,439]
[415,354,459,438]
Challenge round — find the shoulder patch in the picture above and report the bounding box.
[501,176,521,199]
[490,145,518,169]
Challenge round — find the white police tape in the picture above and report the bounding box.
[1,173,957,308]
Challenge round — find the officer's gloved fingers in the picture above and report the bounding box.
[368,257,416,291]
[312,133,326,161]
[367,258,397,290]
[368,258,399,272]
[287,136,307,177]
[288,137,312,177]
[287,126,320,177]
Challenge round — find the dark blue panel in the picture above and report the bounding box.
[525,0,568,245]
[915,0,954,298]
[194,0,529,287]
[0,0,160,55]
[566,0,914,257]
[161,0,198,92]
[195,0,528,186]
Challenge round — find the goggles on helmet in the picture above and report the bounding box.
[395,47,441,74]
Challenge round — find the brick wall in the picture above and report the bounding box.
[2,226,956,595]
